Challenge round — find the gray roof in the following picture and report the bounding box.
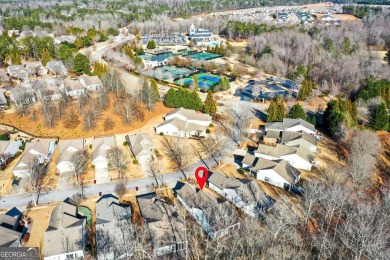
[256,143,315,163]
[92,136,116,161]
[137,194,186,248]
[96,194,131,224]
[265,118,315,132]
[57,139,85,164]
[157,118,207,132]
[46,60,66,71]
[80,74,103,86]
[44,199,85,257]
[7,65,28,77]
[166,107,212,122]
[128,133,155,157]
[242,153,258,166]
[0,141,22,157]
[265,130,280,139]
[0,88,7,105]
[208,171,269,205]
[251,158,300,184]
[0,207,23,247]
[280,130,317,146]
[64,78,83,91]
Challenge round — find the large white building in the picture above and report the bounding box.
[189,24,213,43]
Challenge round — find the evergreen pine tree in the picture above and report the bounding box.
[75,38,83,49]
[73,53,92,75]
[203,90,217,115]
[267,99,276,122]
[369,103,389,131]
[288,103,307,120]
[276,97,286,122]
[147,40,156,49]
[41,49,51,66]
[192,75,199,91]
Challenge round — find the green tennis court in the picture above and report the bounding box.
[187,52,222,60]
[141,66,193,81]
[78,206,92,226]
[175,73,221,88]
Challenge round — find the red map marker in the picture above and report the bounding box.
[195,166,209,190]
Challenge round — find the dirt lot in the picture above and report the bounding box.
[332,14,362,21]
[0,95,172,139]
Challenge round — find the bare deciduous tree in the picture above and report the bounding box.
[107,147,129,180]
[24,158,52,205]
[70,150,89,185]
[160,137,191,179]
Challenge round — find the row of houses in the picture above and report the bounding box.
[6,60,67,81]
[242,118,319,190]
[7,74,103,107]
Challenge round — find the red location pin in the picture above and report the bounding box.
[195,166,209,190]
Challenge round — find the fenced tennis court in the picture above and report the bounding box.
[141,66,194,81]
[175,73,221,88]
[187,52,222,60]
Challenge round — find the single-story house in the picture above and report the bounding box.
[79,74,103,91]
[280,130,317,153]
[137,193,188,257]
[62,78,85,97]
[91,136,116,181]
[265,118,316,135]
[249,157,301,190]
[263,130,280,144]
[46,60,67,77]
[56,139,86,174]
[174,182,240,239]
[13,140,57,177]
[164,107,212,126]
[0,140,22,166]
[127,133,156,162]
[7,65,28,80]
[26,61,48,76]
[44,198,86,260]
[96,194,132,260]
[254,143,315,171]
[208,171,274,218]
[0,207,26,247]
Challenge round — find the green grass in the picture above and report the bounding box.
[78,206,92,226]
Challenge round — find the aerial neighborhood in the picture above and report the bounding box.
[0,0,389,259]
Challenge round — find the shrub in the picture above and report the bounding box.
[206,129,211,134]
[133,159,139,164]
[123,141,128,146]
[209,123,214,127]
[91,165,95,169]
[159,132,164,136]
[239,168,246,175]
[89,144,92,149]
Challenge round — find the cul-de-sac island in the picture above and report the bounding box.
[0,1,389,259]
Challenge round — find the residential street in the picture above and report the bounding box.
[0,136,237,209]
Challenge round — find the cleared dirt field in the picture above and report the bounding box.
[0,96,172,139]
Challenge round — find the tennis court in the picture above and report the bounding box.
[141,66,193,81]
[187,52,222,60]
[175,73,221,88]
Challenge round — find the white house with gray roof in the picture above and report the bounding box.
[137,193,188,257]
[254,143,315,171]
[44,198,86,260]
[208,171,274,218]
[62,78,85,97]
[175,182,240,239]
[0,140,22,166]
[92,136,116,182]
[127,133,156,162]
[265,118,316,135]
[155,108,212,138]
[79,74,103,91]
[13,140,57,177]
[280,130,317,153]
[96,194,132,260]
[7,65,28,80]
[245,156,301,190]
[56,139,86,174]
[0,207,24,247]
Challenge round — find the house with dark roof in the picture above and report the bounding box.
[56,139,86,174]
[13,140,57,177]
[207,171,274,218]
[0,207,26,247]
[254,143,315,171]
[174,182,240,239]
[265,118,316,135]
[96,194,132,260]
[127,133,156,162]
[137,193,188,257]
[43,199,86,260]
[248,157,301,190]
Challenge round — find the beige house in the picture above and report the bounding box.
[127,133,156,162]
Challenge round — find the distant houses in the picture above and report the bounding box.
[265,118,316,135]
[175,182,240,239]
[155,108,212,138]
[137,193,188,257]
[96,194,132,260]
[44,199,86,260]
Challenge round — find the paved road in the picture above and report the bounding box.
[0,137,237,209]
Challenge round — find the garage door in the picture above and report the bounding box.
[94,162,108,169]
